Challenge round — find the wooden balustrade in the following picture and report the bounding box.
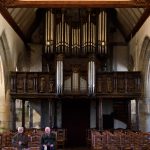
[96,72,141,97]
[10,71,142,98]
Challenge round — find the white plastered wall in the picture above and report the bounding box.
[129,16,150,132]
[0,14,26,132]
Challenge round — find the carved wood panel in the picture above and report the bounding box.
[117,73,126,93]
[10,71,141,97]
[16,73,26,93]
[26,73,38,93]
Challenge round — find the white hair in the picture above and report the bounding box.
[18,127,24,133]
[45,127,51,133]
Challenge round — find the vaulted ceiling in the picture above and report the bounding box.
[0,0,150,45]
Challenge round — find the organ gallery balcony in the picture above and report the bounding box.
[10,71,142,99]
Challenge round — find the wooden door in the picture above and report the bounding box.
[62,99,90,147]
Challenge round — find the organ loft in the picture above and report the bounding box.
[0,1,150,148]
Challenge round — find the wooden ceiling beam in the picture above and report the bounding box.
[1,0,149,8]
[126,8,150,42]
[0,7,27,44]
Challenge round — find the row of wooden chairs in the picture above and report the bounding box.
[0,128,67,150]
[89,129,150,150]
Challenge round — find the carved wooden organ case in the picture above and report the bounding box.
[10,8,142,98]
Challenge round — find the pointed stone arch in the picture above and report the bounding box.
[138,36,150,131]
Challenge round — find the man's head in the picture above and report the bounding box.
[18,127,24,133]
[45,127,51,134]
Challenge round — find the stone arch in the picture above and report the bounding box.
[0,31,11,131]
[138,36,150,96]
[138,36,150,131]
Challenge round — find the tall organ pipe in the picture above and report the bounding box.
[56,54,63,95]
[45,9,54,54]
[88,55,95,95]
[98,10,107,55]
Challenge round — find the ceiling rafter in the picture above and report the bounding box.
[0,7,27,44]
[0,0,149,8]
[126,8,150,42]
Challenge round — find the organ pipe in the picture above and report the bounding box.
[72,28,80,55]
[56,13,69,53]
[88,55,95,95]
[56,54,63,95]
[98,10,107,54]
[45,9,54,54]
[82,12,96,54]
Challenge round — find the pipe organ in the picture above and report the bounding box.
[44,9,108,56]
[44,9,109,95]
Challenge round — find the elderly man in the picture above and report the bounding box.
[12,127,29,150]
[41,127,56,150]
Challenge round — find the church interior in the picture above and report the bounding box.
[0,0,150,149]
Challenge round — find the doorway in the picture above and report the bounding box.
[62,99,90,147]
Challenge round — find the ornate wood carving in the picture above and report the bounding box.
[2,0,149,8]
[10,71,141,98]
[134,0,150,5]
[0,0,15,8]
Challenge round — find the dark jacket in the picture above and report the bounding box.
[41,132,56,148]
[12,133,29,150]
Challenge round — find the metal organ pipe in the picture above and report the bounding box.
[98,10,107,55]
[88,55,95,95]
[45,9,54,54]
[56,55,63,95]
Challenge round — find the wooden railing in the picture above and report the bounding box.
[10,71,142,98]
[96,72,142,97]
[10,72,55,95]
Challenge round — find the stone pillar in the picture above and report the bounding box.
[139,98,150,131]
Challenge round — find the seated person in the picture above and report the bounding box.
[12,126,29,150]
[41,127,56,150]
